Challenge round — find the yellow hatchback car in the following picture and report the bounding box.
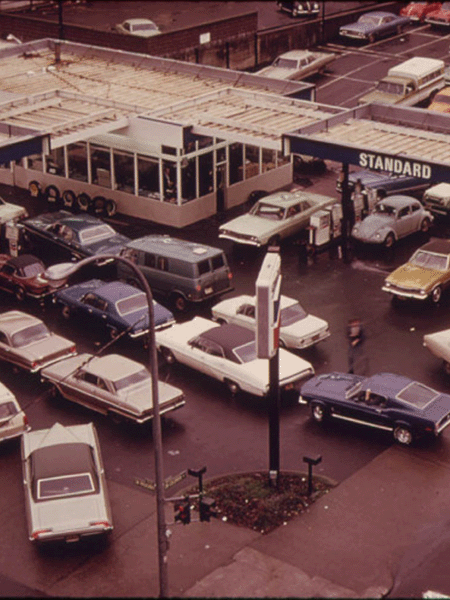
[428,87,450,113]
[382,239,450,304]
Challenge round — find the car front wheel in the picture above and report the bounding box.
[225,379,241,396]
[61,304,71,319]
[393,425,413,446]
[161,347,176,365]
[311,402,327,423]
[384,233,395,248]
[420,218,431,233]
[431,286,442,304]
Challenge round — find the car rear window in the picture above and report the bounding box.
[211,254,225,270]
[280,303,307,326]
[0,401,18,419]
[396,381,439,408]
[233,340,257,364]
[11,323,49,347]
[198,259,211,275]
[116,293,147,316]
[79,224,115,244]
[37,473,95,500]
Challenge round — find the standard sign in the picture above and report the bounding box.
[358,152,432,179]
[256,252,281,359]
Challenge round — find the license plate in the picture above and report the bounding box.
[204,286,213,295]
[66,534,80,543]
[312,334,320,341]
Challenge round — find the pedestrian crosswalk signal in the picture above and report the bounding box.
[199,496,217,522]
[174,499,191,525]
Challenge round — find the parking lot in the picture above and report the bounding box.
[2,4,450,597]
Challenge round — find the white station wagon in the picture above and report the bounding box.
[155,316,314,397]
[212,294,330,350]
[219,190,335,247]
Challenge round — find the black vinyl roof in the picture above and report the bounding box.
[7,254,42,268]
[201,323,255,350]
[419,239,450,255]
[31,442,95,479]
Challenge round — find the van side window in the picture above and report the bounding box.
[144,253,155,268]
[211,254,225,270]
[157,256,168,271]
[198,259,211,275]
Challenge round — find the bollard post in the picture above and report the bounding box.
[303,455,322,496]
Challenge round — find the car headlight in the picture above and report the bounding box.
[384,282,391,288]
[375,233,381,239]
[419,290,427,296]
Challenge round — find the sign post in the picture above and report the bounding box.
[256,249,282,487]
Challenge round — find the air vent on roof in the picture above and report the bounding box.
[193,247,207,254]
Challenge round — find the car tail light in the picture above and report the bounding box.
[32,528,52,540]
[228,272,233,280]
[69,345,77,354]
[31,361,39,370]
[23,415,28,426]
[196,284,202,292]
[89,520,112,529]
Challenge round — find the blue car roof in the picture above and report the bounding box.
[362,372,413,398]
[89,280,143,302]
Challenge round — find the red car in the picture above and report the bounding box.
[401,2,442,22]
[425,1,450,25]
[0,253,62,301]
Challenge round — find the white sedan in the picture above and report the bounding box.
[256,50,335,81]
[155,316,314,397]
[212,295,330,350]
[41,353,185,424]
[21,422,113,544]
[218,190,335,247]
[0,381,30,442]
[423,328,450,374]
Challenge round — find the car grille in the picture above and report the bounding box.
[437,412,450,433]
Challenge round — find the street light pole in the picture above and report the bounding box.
[47,254,169,597]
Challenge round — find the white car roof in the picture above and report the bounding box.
[83,354,147,381]
[0,310,42,335]
[257,191,333,209]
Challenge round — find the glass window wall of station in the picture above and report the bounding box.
[68,142,88,182]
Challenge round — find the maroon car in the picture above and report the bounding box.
[0,253,62,301]
[401,2,442,22]
[425,1,450,25]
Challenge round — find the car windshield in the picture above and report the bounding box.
[233,340,257,363]
[250,203,285,220]
[280,303,307,326]
[375,81,404,95]
[37,473,95,500]
[396,381,440,408]
[133,22,157,31]
[359,15,381,25]
[410,250,448,270]
[79,224,116,245]
[113,368,150,392]
[11,323,49,347]
[273,58,298,69]
[374,203,396,216]
[116,292,147,316]
[0,401,18,420]
[22,262,44,277]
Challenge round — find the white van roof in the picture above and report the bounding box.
[388,57,444,80]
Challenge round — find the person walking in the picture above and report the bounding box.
[347,317,366,375]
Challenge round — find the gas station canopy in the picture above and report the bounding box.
[284,103,450,184]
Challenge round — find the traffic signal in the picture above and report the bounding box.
[174,499,191,525]
[199,496,217,522]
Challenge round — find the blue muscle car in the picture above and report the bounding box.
[300,371,450,445]
[339,11,411,43]
[54,279,175,340]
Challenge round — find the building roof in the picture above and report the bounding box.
[0,39,344,151]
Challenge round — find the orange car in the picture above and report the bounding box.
[428,86,450,112]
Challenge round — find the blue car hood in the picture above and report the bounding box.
[83,235,130,257]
